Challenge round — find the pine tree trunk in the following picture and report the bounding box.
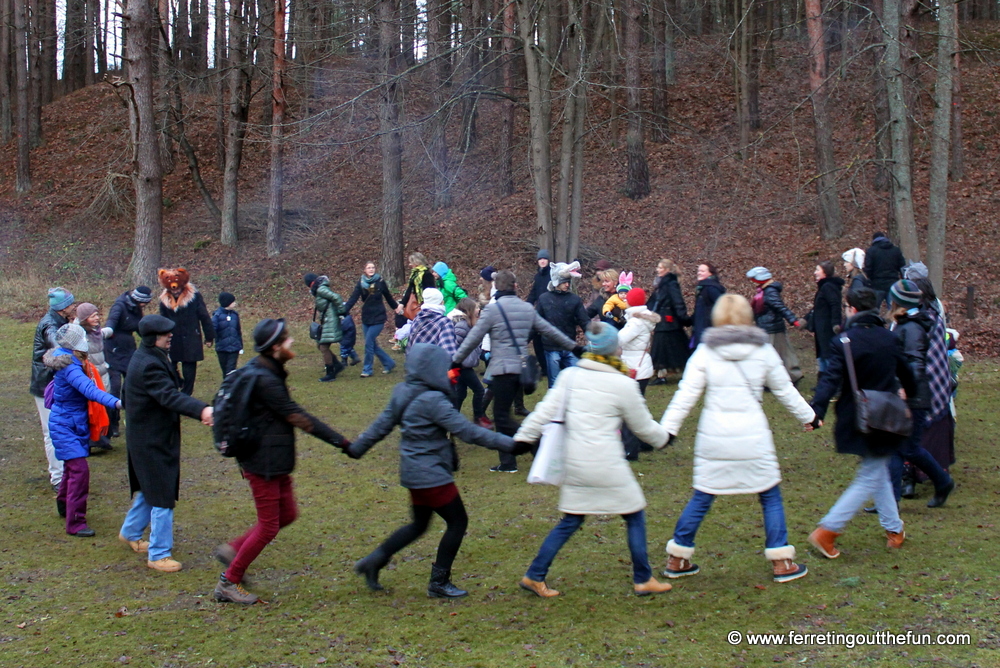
[458,0,482,153]
[498,0,515,196]
[39,0,55,103]
[14,0,31,191]
[191,0,209,73]
[266,0,287,257]
[1,0,12,143]
[258,0,275,128]
[123,0,163,287]
[427,0,452,208]
[805,0,843,239]
[379,0,405,288]
[948,18,964,181]
[28,0,43,144]
[623,0,649,199]
[882,0,919,260]
[64,0,87,91]
[401,0,416,67]
[214,0,226,169]
[221,0,250,246]
[650,0,668,142]
[926,0,955,292]
[871,4,891,192]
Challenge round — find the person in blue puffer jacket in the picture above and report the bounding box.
[212,292,244,376]
[44,324,121,538]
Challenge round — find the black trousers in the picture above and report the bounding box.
[622,379,651,460]
[453,367,485,418]
[108,368,125,432]
[378,495,469,571]
[175,361,198,396]
[490,373,522,469]
[217,351,239,376]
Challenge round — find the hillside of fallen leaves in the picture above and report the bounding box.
[1,27,998,354]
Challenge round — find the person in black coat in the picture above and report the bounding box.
[807,288,917,560]
[863,233,906,308]
[212,292,243,376]
[747,266,804,385]
[103,286,153,437]
[212,318,351,604]
[343,261,400,377]
[690,262,725,348]
[157,268,215,395]
[535,261,590,387]
[647,259,691,380]
[119,315,212,573]
[811,261,845,377]
[526,250,552,380]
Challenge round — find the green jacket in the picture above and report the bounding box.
[314,279,345,344]
[437,271,468,313]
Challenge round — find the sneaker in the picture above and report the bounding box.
[214,574,259,605]
[475,416,494,429]
[519,577,560,598]
[213,543,237,567]
[119,533,149,553]
[382,366,396,374]
[360,372,373,378]
[147,558,183,572]
[69,527,96,538]
[489,465,518,473]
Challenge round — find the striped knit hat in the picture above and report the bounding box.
[889,279,922,309]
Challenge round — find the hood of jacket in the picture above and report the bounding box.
[818,276,845,291]
[404,343,452,393]
[701,325,769,360]
[43,347,77,371]
[624,305,660,324]
[872,237,894,250]
[845,310,886,330]
[896,308,933,332]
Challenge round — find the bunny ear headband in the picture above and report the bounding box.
[619,271,633,287]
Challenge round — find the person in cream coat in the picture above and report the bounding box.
[660,294,817,584]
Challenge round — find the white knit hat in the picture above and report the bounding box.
[842,248,865,269]
[56,323,90,353]
[421,287,445,311]
[746,266,772,281]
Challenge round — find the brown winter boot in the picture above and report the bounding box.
[886,526,906,549]
[808,527,841,559]
[519,577,560,598]
[663,540,700,578]
[765,546,808,583]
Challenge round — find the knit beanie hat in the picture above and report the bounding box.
[131,286,153,303]
[253,318,287,352]
[889,279,922,309]
[626,288,647,307]
[56,323,90,353]
[303,273,319,288]
[746,266,772,282]
[537,249,551,261]
[75,303,98,322]
[48,287,75,312]
[219,291,236,308]
[841,248,865,269]
[480,266,496,282]
[432,261,450,277]
[585,322,620,356]
[903,261,929,281]
[421,288,445,310]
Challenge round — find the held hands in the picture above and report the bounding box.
[448,367,461,385]
[201,406,214,426]
[338,437,361,459]
[806,416,823,431]
[572,346,586,358]
[115,400,123,411]
[511,440,534,456]
[206,340,214,348]
[101,327,114,339]
[395,305,404,315]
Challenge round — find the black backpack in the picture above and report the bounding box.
[212,364,264,458]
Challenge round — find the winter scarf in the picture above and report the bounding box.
[409,266,430,304]
[85,360,110,441]
[925,305,952,421]
[361,273,382,290]
[581,352,631,376]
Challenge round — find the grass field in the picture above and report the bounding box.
[1,319,997,668]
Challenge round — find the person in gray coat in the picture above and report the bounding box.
[349,344,521,598]
[451,270,583,472]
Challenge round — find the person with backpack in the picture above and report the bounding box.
[120,315,214,573]
[746,266,804,386]
[211,318,352,605]
[349,343,521,598]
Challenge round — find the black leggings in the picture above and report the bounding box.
[174,362,197,396]
[453,367,485,418]
[378,496,469,571]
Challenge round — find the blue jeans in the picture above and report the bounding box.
[817,357,829,375]
[120,492,175,562]
[362,323,395,375]
[890,408,952,500]
[819,455,902,533]
[544,349,578,387]
[525,511,652,584]
[673,485,788,549]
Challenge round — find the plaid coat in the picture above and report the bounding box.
[408,308,457,357]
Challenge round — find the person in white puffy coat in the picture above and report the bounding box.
[660,294,817,584]
[513,322,673,598]
[618,288,660,391]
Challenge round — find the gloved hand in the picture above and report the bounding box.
[338,438,361,459]
[572,346,586,358]
[450,361,462,371]
[511,440,534,456]
[448,367,461,385]
[810,416,823,430]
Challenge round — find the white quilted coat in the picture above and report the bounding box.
[618,306,659,381]
[660,326,815,495]
[515,359,668,514]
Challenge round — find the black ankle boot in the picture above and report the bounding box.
[57,499,66,518]
[354,549,388,591]
[428,563,467,598]
[319,364,338,382]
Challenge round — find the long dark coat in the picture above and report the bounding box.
[105,292,145,373]
[812,276,845,359]
[160,289,214,363]
[124,343,208,508]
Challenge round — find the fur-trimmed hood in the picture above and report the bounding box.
[624,305,660,324]
[43,348,77,371]
[702,325,769,361]
[160,283,198,311]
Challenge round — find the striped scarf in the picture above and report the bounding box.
[582,352,631,376]
[925,306,952,421]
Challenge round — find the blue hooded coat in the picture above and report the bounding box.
[44,348,120,460]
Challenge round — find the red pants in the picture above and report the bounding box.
[224,472,298,584]
[57,457,90,534]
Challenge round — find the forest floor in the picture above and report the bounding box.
[1,29,999,353]
[2,319,999,668]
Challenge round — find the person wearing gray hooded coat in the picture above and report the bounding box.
[348,343,521,598]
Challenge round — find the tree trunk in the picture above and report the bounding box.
[123,0,163,287]
[805,0,843,239]
[882,0,919,260]
[498,0,515,196]
[14,0,31,191]
[553,0,583,261]
[926,0,955,293]
[427,0,452,208]
[459,0,482,153]
[266,0,287,257]
[258,0,275,128]
[379,0,405,288]
[871,8,891,192]
[28,0,42,144]
[64,0,87,91]
[1,0,12,144]
[623,0,649,199]
[38,0,55,103]
[948,17,963,181]
[517,0,554,251]
[191,0,209,73]
[401,0,416,66]
[650,0,668,142]
[214,0,226,169]
[221,0,250,246]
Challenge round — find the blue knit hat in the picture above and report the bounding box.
[480,266,496,282]
[432,261,450,277]
[585,322,620,356]
[48,287,74,311]
[889,279,922,309]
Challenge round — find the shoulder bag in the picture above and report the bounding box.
[527,374,571,485]
[495,300,541,395]
[309,303,329,341]
[841,336,913,439]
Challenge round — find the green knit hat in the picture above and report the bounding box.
[889,279,922,309]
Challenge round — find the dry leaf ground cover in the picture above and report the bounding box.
[2,319,998,668]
